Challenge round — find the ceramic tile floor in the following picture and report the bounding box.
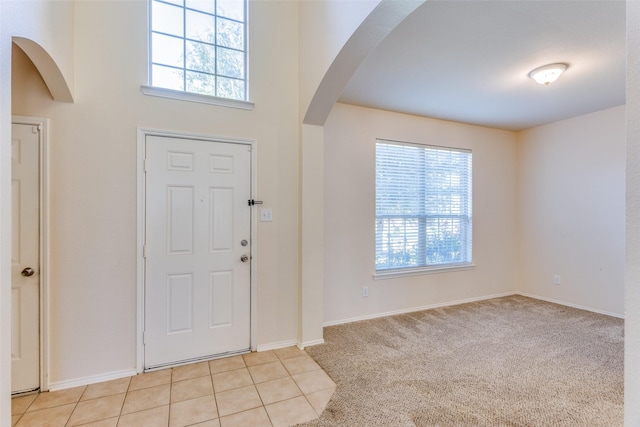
[11,347,336,427]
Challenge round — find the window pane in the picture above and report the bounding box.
[185,0,214,14]
[217,0,244,21]
[186,40,215,73]
[186,71,216,95]
[217,76,244,100]
[217,18,244,50]
[375,218,420,269]
[152,1,184,36]
[375,141,472,271]
[152,64,184,91]
[186,9,215,43]
[217,47,244,78]
[152,33,184,68]
[425,217,463,264]
[149,0,247,101]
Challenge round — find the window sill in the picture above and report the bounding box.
[373,263,476,280]
[140,85,255,111]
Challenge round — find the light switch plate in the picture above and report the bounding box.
[260,208,273,222]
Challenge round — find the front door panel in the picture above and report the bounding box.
[144,135,251,369]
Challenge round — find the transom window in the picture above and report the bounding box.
[375,140,473,272]
[150,0,247,100]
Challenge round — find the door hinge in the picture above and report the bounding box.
[32,126,40,134]
[143,245,148,258]
[248,199,263,206]
[143,332,147,345]
[144,159,150,172]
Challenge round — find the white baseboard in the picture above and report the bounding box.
[516,292,624,319]
[256,338,326,352]
[298,339,325,350]
[256,339,299,352]
[48,368,137,392]
[322,291,623,328]
[323,291,518,327]
[47,293,619,392]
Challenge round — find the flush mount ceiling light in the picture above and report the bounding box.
[528,63,568,85]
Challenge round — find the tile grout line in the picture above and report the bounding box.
[271,350,317,426]
[63,385,86,427]
[15,349,328,427]
[287,353,336,418]
[115,374,134,425]
[246,352,275,427]
[207,361,221,425]
[167,367,173,427]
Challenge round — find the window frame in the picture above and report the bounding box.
[373,139,474,279]
[143,0,254,109]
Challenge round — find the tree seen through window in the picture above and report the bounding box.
[150,0,247,100]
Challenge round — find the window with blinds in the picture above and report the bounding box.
[375,140,472,272]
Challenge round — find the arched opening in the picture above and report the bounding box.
[12,37,74,103]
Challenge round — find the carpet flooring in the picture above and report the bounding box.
[300,295,623,426]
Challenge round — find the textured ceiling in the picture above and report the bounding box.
[338,0,626,131]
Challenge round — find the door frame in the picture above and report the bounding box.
[136,127,258,373]
[11,115,50,392]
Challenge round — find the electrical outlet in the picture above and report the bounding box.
[362,286,369,297]
[554,275,561,285]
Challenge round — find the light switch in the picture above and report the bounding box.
[260,208,273,222]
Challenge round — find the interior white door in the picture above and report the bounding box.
[144,135,252,369]
[11,123,40,394]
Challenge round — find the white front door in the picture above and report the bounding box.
[144,135,252,369]
[11,123,40,394]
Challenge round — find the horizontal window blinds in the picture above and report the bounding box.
[375,140,472,271]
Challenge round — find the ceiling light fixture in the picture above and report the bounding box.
[528,63,568,85]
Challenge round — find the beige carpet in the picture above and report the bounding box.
[300,295,623,426]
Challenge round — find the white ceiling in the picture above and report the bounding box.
[338,0,626,131]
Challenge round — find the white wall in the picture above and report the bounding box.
[625,0,640,423]
[1,1,76,423]
[0,5,12,424]
[517,106,626,316]
[11,0,301,387]
[4,0,75,96]
[297,0,388,347]
[323,103,518,324]
[4,0,639,424]
[298,0,380,114]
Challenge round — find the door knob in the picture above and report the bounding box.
[240,255,249,262]
[21,267,35,277]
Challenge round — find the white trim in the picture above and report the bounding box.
[373,263,476,280]
[144,349,250,373]
[255,339,299,352]
[48,369,137,392]
[136,127,258,372]
[377,138,472,154]
[517,292,624,319]
[297,339,325,350]
[140,86,255,111]
[136,129,146,374]
[322,291,624,328]
[323,292,517,327]
[249,143,258,352]
[11,116,50,392]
